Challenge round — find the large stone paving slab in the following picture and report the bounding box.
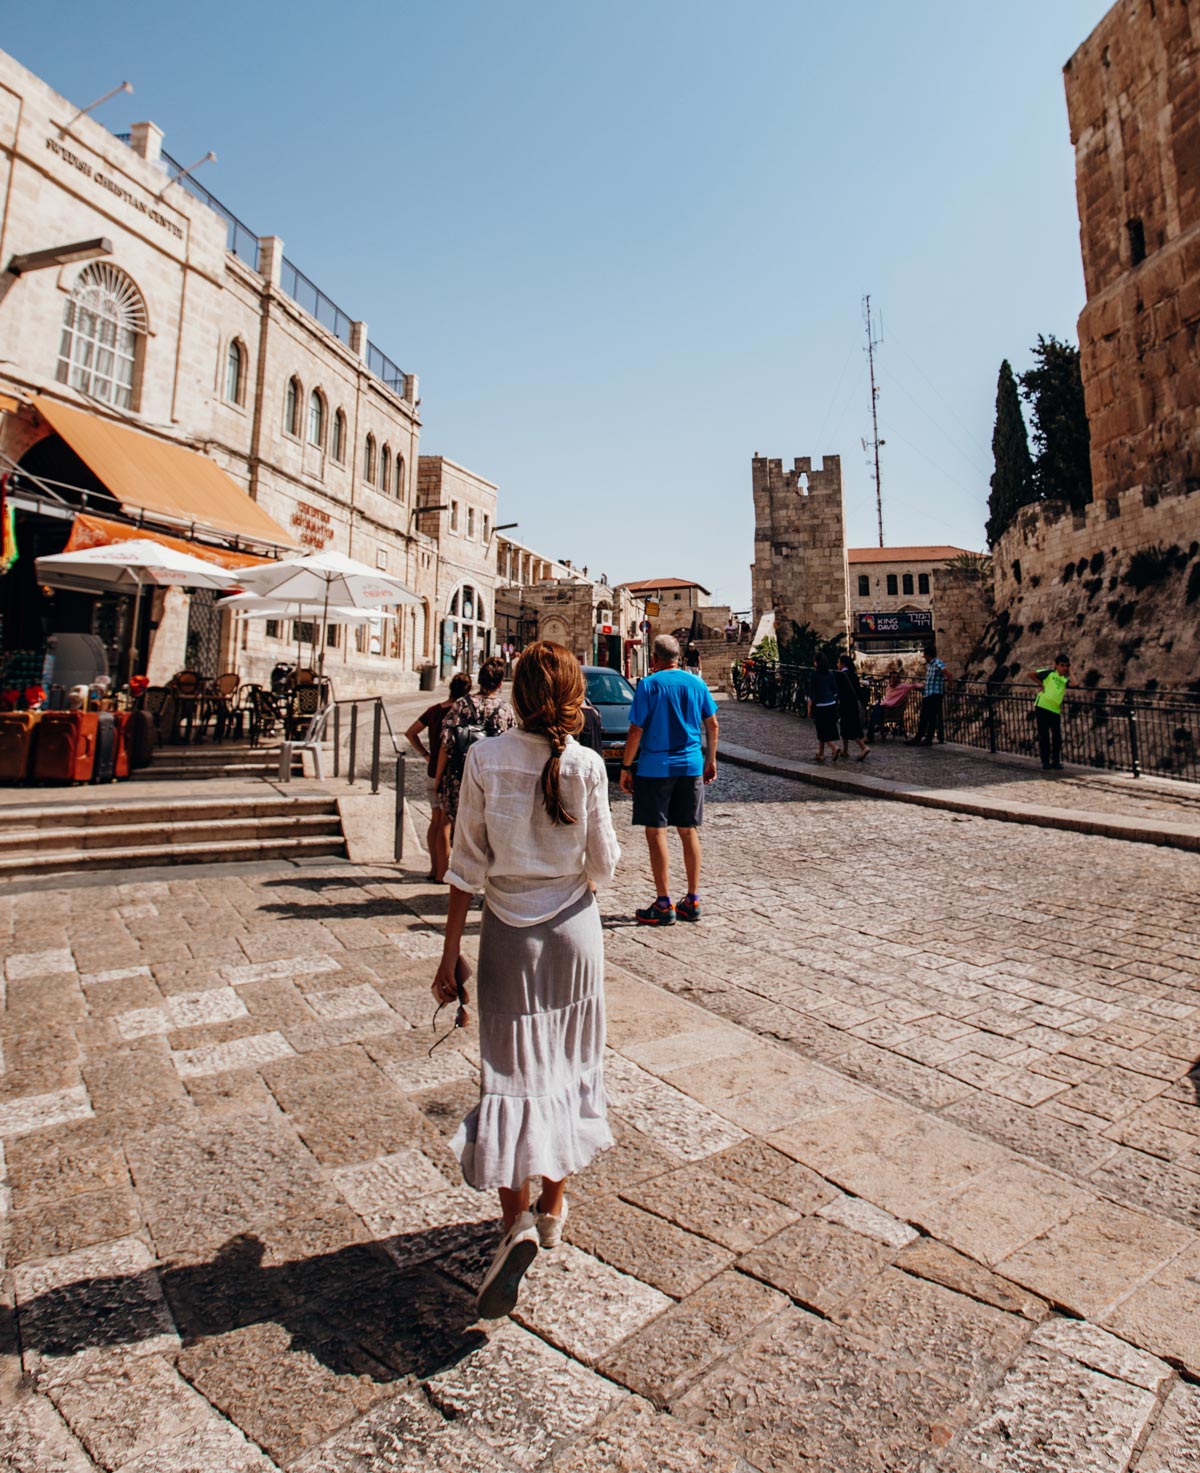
[737,1216,896,1315]
[937,1343,1157,1472]
[12,1235,179,1384]
[597,1268,790,1407]
[125,1109,337,1258]
[509,1241,671,1364]
[1100,1239,1200,1374]
[424,1320,627,1471]
[0,1393,95,1471]
[1134,1380,1200,1473]
[567,1195,734,1299]
[292,1387,513,1473]
[548,1396,751,1472]
[619,1160,799,1252]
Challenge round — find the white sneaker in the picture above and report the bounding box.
[476,1211,538,1319]
[536,1195,568,1249]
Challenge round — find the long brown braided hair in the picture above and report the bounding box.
[511,641,585,825]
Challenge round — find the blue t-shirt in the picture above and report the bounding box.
[629,668,717,778]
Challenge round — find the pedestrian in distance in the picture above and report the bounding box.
[619,634,718,925]
[866,670,917,742]
[836,653,870,761]
[908,646,950,747]
[1031,653,1072,771]
[685,641,702,676]
[435,655,516,827]
[405,671,472,882]
[432,641,620,1319]
[807,653,841,762]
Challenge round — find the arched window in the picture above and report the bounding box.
[363,433,376,483]
[332,409,346,463]
[224,340,245,405]
[395,453,406,500]
[284,376,302,437]
[56,263,147,410]
[308,390,325,447]
[380,443,391,494]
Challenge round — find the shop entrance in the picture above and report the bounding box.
[185,589,223,678]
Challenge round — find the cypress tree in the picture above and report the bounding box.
[1019,335,1093,513]
[986,359,1034,547]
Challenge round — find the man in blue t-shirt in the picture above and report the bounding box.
[619,634,719,926]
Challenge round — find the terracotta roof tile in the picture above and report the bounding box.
[847,545,973,565]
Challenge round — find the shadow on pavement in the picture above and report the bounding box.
[5,1224,494,1381]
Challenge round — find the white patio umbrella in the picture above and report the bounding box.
[36,539,239,676]
[216,593,396,669]
[235,549,420,675]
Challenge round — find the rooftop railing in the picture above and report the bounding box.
[113,134,407,397]
[278,257,352,347]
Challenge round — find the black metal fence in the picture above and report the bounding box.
[730,659,1200,784]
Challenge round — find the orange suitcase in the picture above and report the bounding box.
[0,711,40,782]
[32,711,98,784]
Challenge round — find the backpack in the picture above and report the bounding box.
[447,697,503,781]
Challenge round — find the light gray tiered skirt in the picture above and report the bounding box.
[451,889,612,1192]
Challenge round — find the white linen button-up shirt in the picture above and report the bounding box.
[444,728,620,927]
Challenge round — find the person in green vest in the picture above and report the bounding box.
[1031,654,1072,771]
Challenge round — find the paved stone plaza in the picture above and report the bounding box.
[2,753,1200,1470]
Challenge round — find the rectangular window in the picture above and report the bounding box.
[292,620,316,646]
[467,507,475,539]
[857,574,870,597]
[482,513,490,541]
[265,619,280,639]
[450,500,459,533]
[326,624,339,647]
[376,548,388,570]
[886,574,898,597]
[902,573,914,595]
[918,572,930,595]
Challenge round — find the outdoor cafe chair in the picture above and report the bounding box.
[278,702,332,782]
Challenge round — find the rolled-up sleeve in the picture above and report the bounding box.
[444,748,489,893]
[583,768,621,889]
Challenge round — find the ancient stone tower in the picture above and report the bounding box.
[751,454,850,640]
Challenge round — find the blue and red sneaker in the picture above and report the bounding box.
[635,899,675,926]
[676,896,701,922]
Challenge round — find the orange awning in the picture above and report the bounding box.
[33,395,295,552]
[64,512,271,571]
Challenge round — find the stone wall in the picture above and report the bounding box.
[751,454,849,642]
[967,487,1200,690]
[1065,0,1200,506]
[931,566,995,680]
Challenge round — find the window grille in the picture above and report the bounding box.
[56,263,147,409]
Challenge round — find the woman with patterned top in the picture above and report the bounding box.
[434,655,516,824]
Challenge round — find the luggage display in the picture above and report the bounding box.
[0,712,41,782]
[112,710,132,780]
[32,711,98,784]
[91,712,118,784]
[128,709,156,769]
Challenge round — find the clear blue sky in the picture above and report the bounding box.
[8,0,1112,610]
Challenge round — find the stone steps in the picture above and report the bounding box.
[0,794,346,878]
[132,741,305,782]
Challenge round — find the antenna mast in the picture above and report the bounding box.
[863,294,885,548]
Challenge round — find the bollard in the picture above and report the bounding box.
[1125,690,1141,779]
[348,702,358,784]
[371,699,382,795]
[393,756,405,862]
[333,704,340,778]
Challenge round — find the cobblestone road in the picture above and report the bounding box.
[2,763,1199,1471]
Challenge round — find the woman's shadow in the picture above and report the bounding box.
[3,1220,495,1382]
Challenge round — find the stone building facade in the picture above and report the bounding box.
[751,454,850,642]
[0,48,441,697]
[961,1,1200,692]
[849,545,972,655]
[415,457,498,677]
[1065,0,1200,507]
[616,578,715,643]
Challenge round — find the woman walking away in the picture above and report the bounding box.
[836,654,870,761]
[807,654,841,762]
[433,641,620,1319]
[435,656,516,827]
[405,672,472,881]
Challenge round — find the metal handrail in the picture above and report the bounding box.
[366,342,407,398]
[279,258,353,346]
[737,662,1200,784]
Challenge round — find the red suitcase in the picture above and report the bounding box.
[32,711,99,784]
[0,712,40,782]
[112,710,132,779]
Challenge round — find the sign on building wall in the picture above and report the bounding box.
[856,611,933,635]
